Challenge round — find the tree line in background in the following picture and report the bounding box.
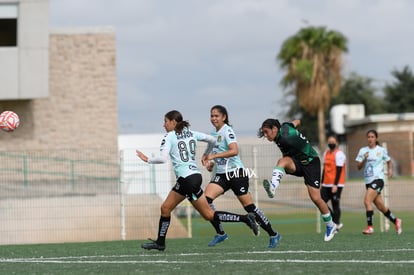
[276,26,414,148]
[283,66,414,144]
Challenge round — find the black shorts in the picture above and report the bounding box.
[289,157,321,189]
[172,173,204,201]
[365,179,384,193]
[320,186,343,202]
[209,168,250,196]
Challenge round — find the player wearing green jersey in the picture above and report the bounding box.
[258,118,336,242]
[136,110,258,251]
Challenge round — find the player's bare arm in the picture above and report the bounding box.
[292,119,301,128]
[136,150,148,162]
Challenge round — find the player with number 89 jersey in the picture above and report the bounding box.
[136,110,260,251]
[159,128,215,179]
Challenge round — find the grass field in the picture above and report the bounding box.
[0,212,413,274]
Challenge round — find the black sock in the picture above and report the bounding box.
[244,204,277,236]
[214,211,246,223]
[332,197,341,224]
[206,197,225,235]
[366,211,374,226]
[384,209,396,223]
[157,216,170,245]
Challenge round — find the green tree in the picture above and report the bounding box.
[283,73,385,141]
[384,66,414,113]
[283,91,319,143]
[331,72,385,115]
[277,26,348,149]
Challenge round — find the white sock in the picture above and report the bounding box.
[271,166,285,189]
[321,213,335,227]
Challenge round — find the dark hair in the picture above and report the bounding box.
[211,105,229,125]
[164,110,190,133]
[257,118,281,138]
[327,134,339,142]
[366,129,379,145]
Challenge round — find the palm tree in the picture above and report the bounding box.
[277,26,348,150]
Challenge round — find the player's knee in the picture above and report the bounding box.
[160,204,173,216]
[206,196,214,204]
[199,208,214,221]
[244,204,256,213]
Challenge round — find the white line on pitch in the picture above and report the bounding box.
[1,259,414,264]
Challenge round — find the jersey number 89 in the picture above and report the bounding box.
[178,140,196,162]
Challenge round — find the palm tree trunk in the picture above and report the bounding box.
[317,107,326,151]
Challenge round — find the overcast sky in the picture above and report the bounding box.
[50,0,414,136]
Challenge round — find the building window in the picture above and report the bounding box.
[0,4,18,47]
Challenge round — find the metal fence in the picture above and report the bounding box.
[0,144,412,245]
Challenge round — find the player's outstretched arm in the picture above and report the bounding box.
[136,150,148,162]
[292,119,301,128]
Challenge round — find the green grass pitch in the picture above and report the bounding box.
[0,212,413,274]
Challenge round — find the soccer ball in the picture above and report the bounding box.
[0,111,20,132]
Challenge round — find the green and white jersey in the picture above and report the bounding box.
[149,128,215,179]
[211,124,244,174]
[274,122,319,165]
[355,145,390,184]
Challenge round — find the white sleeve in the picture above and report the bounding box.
[322,150,328,164]
[355,148,365,162]
[225,126,237,145]
[335,151,346,167]
[382,147,391,162]
[202,134,216,155]
[193,130,216,155]
[147,135,170,164]
[147,152,168,164]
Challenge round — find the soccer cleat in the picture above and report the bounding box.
[395,218,402,235]
[141,239,165,251]
[263,179,276,198]
[362,226,374,235]
[324,223,337,242]
[246,212,259,236]
[208,233,228,247]
[335,223,344,233]
[268,233,281,249]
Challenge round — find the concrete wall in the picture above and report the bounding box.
[0,28,118,151]
[346,122,414,177]
[0,0,49,99]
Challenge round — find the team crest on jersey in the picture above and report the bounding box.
[217,136,222,142]
[376,152,381,157]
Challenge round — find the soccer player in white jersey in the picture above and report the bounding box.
[356,129,402,235]
[202,105,281,249]
[136,110,258,251]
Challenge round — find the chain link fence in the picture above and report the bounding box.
[0,142,411,245]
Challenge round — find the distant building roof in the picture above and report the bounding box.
[345,113,414,127]
[50,26,115,35]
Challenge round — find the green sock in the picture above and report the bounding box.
[321,213,334,226]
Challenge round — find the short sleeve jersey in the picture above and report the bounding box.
[211,124,244,173]
[274,122,319,165]
[355,145,391,184]
[160,128,209,178]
